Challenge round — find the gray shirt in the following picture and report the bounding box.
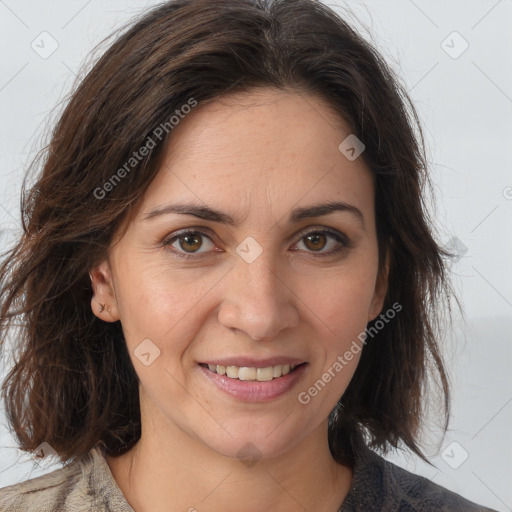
[0,442,497,511]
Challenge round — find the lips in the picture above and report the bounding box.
[198,361,308,402]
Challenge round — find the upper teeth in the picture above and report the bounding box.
[207,364,297,381]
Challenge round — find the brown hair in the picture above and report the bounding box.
[0,0,453,467]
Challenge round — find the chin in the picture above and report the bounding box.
[200,424,306,464]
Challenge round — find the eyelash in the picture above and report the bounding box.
[162,227,350,261]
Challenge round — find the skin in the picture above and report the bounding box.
[90,87,388,512]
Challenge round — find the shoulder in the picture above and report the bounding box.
[0,445,134,512]
[0,462,80,512]
[340,444,498,511]
[377,454,496,511]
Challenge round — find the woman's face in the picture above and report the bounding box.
[91,87,387,460]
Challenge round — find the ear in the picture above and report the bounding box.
[89,260,120,322]
[368,251,390,322]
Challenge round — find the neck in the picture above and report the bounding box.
[107,416,353,512]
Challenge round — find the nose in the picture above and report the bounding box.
[217,253,300,342]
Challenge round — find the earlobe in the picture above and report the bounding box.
[89,261,119,322]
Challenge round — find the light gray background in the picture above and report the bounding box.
[0,0,510,510]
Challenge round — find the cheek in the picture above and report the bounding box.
[118,253,212,316]
[298,287,369,412]
[302,266,378,340]
[113,261,209,360]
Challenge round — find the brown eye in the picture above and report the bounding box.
[179,233,203,253]
[164,230,216,258]
[303,232,327,252]
[294,228,349,258]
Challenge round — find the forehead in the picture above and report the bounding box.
[163,87,351,166]
[137,87,374,225]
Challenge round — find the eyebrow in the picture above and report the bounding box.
[142,200,364,227]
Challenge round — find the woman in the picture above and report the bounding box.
[0,0,498,510]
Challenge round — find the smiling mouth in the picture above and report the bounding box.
[199,363,306,381]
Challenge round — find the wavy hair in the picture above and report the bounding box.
[0,0,453,467]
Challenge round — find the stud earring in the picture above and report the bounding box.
[98,304,112,314]
[96,300,112,314]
